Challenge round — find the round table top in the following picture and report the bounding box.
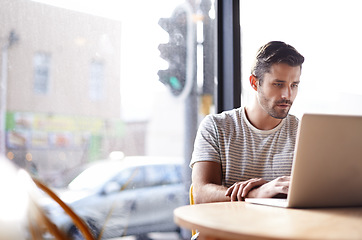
[174,201,362,240]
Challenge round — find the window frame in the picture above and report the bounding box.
[216,0,242,113]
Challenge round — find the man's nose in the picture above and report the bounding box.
[281,86,292,99]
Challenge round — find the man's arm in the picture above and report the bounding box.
[192,161,290,203]
[225,176,290,200]
[191,161,230,204]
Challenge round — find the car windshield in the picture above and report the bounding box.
[68,162,122,191]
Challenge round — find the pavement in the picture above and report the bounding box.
[110,231,187,240]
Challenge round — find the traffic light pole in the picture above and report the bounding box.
[0,43,9,155]
[183,16,197,192]
[157,3,197,200]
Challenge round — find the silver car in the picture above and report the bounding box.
[44,156,186,240]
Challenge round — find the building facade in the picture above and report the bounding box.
[0,0,129,185]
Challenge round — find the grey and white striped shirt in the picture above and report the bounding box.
[190,107,299,187]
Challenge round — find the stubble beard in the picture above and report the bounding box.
[260,97,293,120]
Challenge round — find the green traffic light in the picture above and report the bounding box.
[169,76,182,90]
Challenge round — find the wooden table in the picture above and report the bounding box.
[174,202,362,240]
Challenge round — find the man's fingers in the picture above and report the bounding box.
[225,183,236,196]
[231,182,248,201]
[231,183,243,201]
[277,181,289,194]
[226,178,268,201]
[269,176,290,195]
[237,183,246,201]
[276,176,290,191]
[241,178,266,198]
[281,185,289,193]
[277,176,290,182]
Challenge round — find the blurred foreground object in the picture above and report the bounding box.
[0,154,94,240]
[0,155,29,239]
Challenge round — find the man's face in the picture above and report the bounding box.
[257,63,301,119]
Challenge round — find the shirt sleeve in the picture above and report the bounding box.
[189,115,221,168]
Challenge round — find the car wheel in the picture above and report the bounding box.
[67,220,99,240]
[135,234,152,240]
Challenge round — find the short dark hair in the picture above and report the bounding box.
[251,41,304,84]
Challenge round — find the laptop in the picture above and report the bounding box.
[245,113,362,208]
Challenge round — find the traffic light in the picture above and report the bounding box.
[158,4,194,98]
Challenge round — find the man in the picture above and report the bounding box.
[190,41,304,203]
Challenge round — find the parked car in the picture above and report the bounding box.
[43,156,186,240]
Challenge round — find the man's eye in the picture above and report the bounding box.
[292,84,299,88]
[273,83,283,87]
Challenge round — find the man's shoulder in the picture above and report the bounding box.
[286,113,299,125]
[200,108,243,130]
[283,114,300,133]
[204,108,243,125]
[208,107,242,120]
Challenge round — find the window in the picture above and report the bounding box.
[1,0,216,238]
[1,0,359,238]
[89,60,104,100]
[33,52,51,94]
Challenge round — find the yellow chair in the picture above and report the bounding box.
[189,184,199,239]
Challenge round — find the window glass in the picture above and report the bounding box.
[68,161,123,191]
[89,60,104,101]
[114,167,145,190]
[144,164,182,187]
[240,0,362,118]
[33,52,51,94]
[1,0,216,239]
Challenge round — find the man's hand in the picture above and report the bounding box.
[225,178,267,201]
[225,176,290,201]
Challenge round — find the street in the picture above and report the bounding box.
[111,232,183,240]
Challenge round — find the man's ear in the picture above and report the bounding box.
[249,75,258,91]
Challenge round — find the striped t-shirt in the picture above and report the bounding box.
[190,107,299,187]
